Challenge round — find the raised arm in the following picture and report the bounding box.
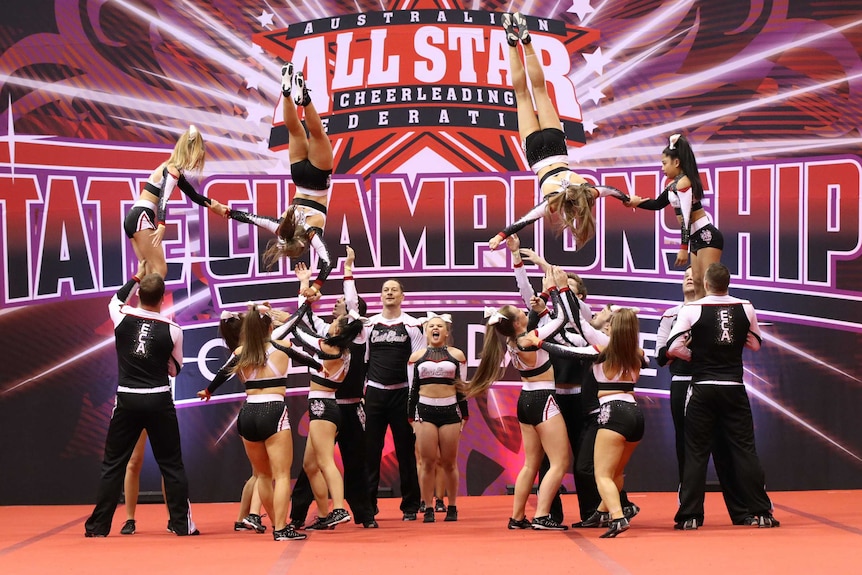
[109,260,146,327]
[300,227,333,297]
[533,287,565,340]
[488,198,550,250]
[270,339,324,371]
[567,293,610,347]
[228,209,281,235]
[271,300,310,340]
[343,245,359,312]
[291,321,328,354]
[508,235,535,307]
[304,305,331,338]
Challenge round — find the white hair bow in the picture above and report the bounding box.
[557,177,571,194]
[348,309,371,325]
[220,310,241,321]
[668,133,681,150]
[424,311,452,324]
[295,208,308,227]
[610,305,641,314]
[483,306,506,325]
[189,124,198,140]
[245,301,270,318]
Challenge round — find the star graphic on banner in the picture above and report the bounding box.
[584,86,605,105]
[582,47,611,76]
[566,0,596,21]
[250,42,264,55]
[245,76,259,91]
[256,10,274,28]
[266,157,289,176]
[245,103,270,124]
[582,118,598,134]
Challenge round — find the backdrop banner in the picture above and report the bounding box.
[1,0,860,504]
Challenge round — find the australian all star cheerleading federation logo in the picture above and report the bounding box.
[254,0,599,175]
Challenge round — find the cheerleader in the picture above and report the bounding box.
[408,313,468,523]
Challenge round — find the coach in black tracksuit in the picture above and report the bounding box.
[656,267,748,524]
[364,280,425,520]
[667,263,779,530]
[85,268,197,537]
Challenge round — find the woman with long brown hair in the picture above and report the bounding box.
[523,307,645,538]
[487,13,628,252]
[198,302,321,541]
[462,267,571,531]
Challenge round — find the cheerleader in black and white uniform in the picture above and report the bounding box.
[290,308,366,530]
[407,313,468,523]
[523,307,645,538]
[123,125,227,279]
[627,134,723,299]
[462,267,571,531]
[227,65,333,297]
[198,302,321,541]
[487,13,628,252]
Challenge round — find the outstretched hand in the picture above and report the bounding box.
[268,308,291,326]
[294,262,312,282]
[552,265,568,288]
[136,259,148,279]
[505,234,520,253]
[541,269,555,293]
[625,194,644,208]
[529,295,546,313]
[519,247,548,271]
[197,389,211,402]
[488,235,503,251]
[209,199,229,218]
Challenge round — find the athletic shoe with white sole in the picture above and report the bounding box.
[512,12,531,44]
[281,63,293,97]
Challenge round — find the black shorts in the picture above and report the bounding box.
[237,399,290,442]
[308,397,341,428]
[597,400,644,442]
[517,389,561,426]
[124,205,156,238]
[416,402,462,427]
[690,224,723,253]
[523,128,567,169]
[291,159,332,191]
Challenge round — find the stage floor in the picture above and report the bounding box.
[2,491,861,574]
